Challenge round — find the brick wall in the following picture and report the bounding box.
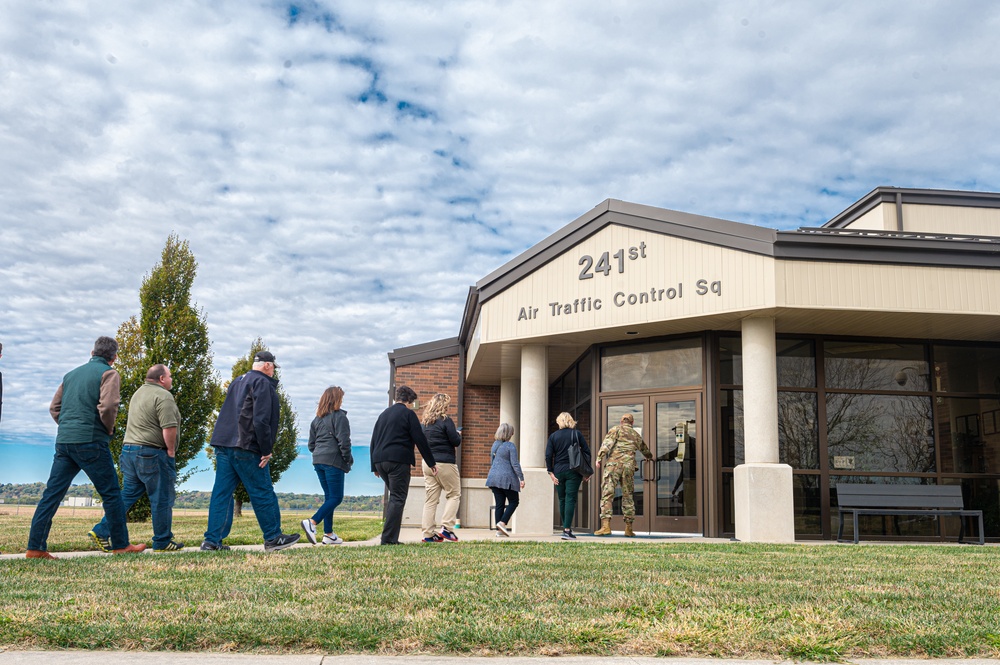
[393,354,500,480]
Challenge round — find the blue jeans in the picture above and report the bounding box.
[92,445,176,549]
[203,446,282,544]
[28,442,130,551]
[312,464,345,534]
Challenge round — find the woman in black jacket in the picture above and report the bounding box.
[301,386,352,545]
[546,411,592,540]
[420,393,462,542]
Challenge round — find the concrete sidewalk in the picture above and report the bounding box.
[2,653,1000,665]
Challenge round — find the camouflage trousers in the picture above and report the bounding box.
[599,462,636,521]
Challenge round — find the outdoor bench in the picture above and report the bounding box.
[835,483,984,544]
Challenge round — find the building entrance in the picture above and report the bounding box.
[601,394,701,534]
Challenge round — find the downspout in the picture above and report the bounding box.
[895,192,904,231]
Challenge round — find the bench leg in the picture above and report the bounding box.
[958,518,965,544]
[837,511,845,542]
[854,512,860,544]
[978,514,985,546]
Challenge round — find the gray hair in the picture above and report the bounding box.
[495,422,514,442]
[92,336,118,362]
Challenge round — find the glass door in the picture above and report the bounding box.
[650,395,700,533]
[600,394,701,534]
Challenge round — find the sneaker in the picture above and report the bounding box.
[88,530,112,553]
[199,541,231,551]
[496,522,511,536]
[494,531,506,538]
[112,543,147,554]
[264,533,300,552]
[321,533,344,545]
[153,541,185,552]
[561,529,576,540]
[301,519,317,545]
[440,529,459,542]
[422,533,444,543]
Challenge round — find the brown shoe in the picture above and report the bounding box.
[624,522,636,538]
[112,543,147,554]
[593,518,612,536]
[25,549,58,560]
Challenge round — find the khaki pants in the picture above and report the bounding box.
[422,461,461,537]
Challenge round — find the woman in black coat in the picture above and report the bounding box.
[545,411,592,540]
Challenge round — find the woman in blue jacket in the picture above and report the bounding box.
[485,422,524,537]
[302,386,352,545]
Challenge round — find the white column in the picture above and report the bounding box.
[734,315,795,543]
[500,376,521,446]
[512,344,553,535]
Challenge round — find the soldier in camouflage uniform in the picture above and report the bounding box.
[594,413,652,537]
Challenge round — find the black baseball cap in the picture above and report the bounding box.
[254,351,280,367]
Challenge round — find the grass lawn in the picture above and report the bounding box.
[0,508,380,553]
[2,512,999,659]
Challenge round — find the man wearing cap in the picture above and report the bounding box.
[201,350,300,552]
[593,413,652,538]
[88,364,184,552]
[26,336,146,558]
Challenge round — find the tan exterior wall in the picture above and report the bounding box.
[842,203,893,230]
[776,261,1000,314]
[479,224,776,344]
[902,204,1000,236]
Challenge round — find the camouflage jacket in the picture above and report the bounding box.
[597,424,652,465]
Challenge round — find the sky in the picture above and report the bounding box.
[3,1,1000,496]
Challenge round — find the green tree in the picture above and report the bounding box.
[110,234,220,521]
[211,338,298,517]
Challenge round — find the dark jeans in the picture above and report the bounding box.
[204,446,282,544]
[93,445,176,549]
[312,464,345,534]
[555,470,583,529]
[375,460,410,545]
[491,487,519,526]
[28,442,130,551]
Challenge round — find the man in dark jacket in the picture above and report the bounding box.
[201,351,300,552]
[370,385,437,545]
[26,336,146,558]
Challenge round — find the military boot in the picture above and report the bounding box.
[624,521,636,537]
[593,518,612,536]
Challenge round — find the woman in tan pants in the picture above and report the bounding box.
[420,393,462,542]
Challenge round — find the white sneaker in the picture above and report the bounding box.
[321,533,343,545]
[496,522,510,536]
[301,519,317,545]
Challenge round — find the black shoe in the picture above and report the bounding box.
[153,541,185,552]
[561,529,576,540]
[264,533,300,552]
[199,540,231,551]
[88,530,112,553]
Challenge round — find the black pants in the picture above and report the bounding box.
[491,487,519,526]
[375,461,411,544]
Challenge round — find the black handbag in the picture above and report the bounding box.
[567,431,592,477]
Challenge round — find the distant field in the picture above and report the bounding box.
[0,509,381,553]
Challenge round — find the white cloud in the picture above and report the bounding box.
[3,1,1000,475]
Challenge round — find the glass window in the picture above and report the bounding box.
[561,366,577,410]
[577,352,593,404]
[601,338,702,392]
[824,341,929,391]
[720,389,744,467]
[826,394,935,473]
[937,397,1000,474]
[934,345,1000,394]
[778,339,816,388]
[719,336,742,385]
[778,392,819,469]
[941,478,1000,538]
[792,474,822,536]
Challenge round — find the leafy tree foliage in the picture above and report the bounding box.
[110,235,220,521]
[210,338,298,517]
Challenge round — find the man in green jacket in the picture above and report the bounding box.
[26,336,146,559]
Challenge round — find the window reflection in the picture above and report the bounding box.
[601,339,702,392]
[826,394,935,473]
[824,342,928,391]
[778,392,819,469]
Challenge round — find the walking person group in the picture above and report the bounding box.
[25,337,655,558]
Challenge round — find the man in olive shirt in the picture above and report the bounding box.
[89,364,184,552]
